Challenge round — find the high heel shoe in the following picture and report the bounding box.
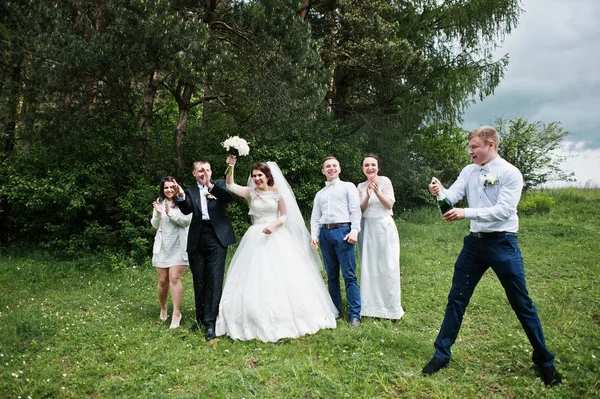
[160,310,168,321]
[169,314,182,329]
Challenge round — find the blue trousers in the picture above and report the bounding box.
[319,225,361,319]
[433,234,555,367]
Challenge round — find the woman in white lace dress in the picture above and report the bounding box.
[357,154,404,320]
[215,156,337,342]
[151,176,192,329]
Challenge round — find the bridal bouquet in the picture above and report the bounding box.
[222,136,250,176]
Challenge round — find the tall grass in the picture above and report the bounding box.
[1,188,599,398]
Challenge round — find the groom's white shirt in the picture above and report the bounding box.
[176,184,211,220]
[446,156,522,233]
[310,178,362,240]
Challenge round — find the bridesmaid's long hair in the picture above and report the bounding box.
[157,176,179,207]
[251,163,275,187]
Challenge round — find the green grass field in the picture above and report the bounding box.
[1,188,599,398]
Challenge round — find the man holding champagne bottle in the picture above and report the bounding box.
[422,126,561,386]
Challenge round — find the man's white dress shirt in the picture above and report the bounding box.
[176,184,211,220]
[310,178,362,240]
[445,156,523,233]
[198,184,210,220]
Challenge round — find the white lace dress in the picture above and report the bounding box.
[357,177,404,319]
[215,187,337,342]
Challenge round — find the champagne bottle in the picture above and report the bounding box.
[431,179,453,215]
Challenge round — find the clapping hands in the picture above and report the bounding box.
[152,201,171,215]
[367,177,379,197]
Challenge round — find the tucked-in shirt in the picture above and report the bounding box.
[311,178,362,240]
[445,156,522,233]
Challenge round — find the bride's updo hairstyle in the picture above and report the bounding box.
[252,162,275,187]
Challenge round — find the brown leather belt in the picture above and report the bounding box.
[321,222,351,229]
[470,231,517,238]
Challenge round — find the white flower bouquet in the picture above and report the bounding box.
[222,136,250,176]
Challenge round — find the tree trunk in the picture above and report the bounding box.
[299,0,313,21]
[138,71,158,153]
[175,82,194,176]
[331,64,352,121]
[0,63,22,243]
[201,84,210,142]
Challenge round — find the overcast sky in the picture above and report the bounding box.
[462,0,600,187]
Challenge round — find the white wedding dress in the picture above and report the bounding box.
[215,170,338,342]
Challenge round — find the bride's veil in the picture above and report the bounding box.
[247,162,323,271]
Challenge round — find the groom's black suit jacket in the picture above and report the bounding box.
[178,179,236,251]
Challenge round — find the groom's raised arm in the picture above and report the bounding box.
[172,180,193,215]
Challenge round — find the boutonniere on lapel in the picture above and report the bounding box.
[204,192,216,200]
[483,174,498,188]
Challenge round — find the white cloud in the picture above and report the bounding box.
[463,0,600,149]
[543,143,600,188]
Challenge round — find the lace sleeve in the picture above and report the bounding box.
[272,188,282,202]
[226,182,251,199]
[357,181,367,200]
[275,190,287,224]
[381,176,395,201]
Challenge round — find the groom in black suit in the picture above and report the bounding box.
[175,160,236,341]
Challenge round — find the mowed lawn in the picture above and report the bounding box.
[1,188,598,398]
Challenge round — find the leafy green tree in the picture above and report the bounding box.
[298,0,521,208]
[0,0,342,254]
[496,117,575,190]
[301,0,520,129]
[0,0,526,257]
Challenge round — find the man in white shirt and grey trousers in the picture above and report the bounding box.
[311,156,362,328]
[423,126,561,386]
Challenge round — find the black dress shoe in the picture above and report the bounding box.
[205,327,216,341]
[190,322,202,333]
[540,365,562,386]
[349,317,361,328]
[422,357,449,375]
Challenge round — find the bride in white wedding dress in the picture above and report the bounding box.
[215,157,338,342]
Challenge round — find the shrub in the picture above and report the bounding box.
[518,192,555,215]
